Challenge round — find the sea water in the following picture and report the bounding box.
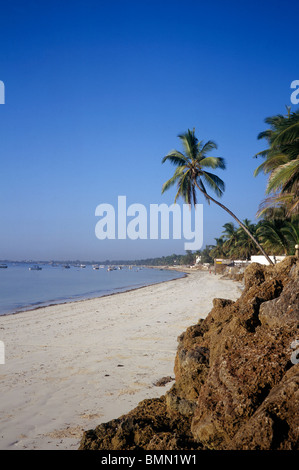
[0,263,185,315]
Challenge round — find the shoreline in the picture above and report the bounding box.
[0,270,242,450]
[0,267,187,318]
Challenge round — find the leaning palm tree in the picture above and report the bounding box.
[162,128,274,265]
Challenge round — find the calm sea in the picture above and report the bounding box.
[0,263,185,316]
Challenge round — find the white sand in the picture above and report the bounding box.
[0,270,242,450]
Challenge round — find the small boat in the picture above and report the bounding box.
[80,264,86,268]
[63,264,70,269]
[92,265,99,270]
[29,265,42,271]
[0,264,7,268]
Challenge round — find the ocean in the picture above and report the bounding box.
[0,263,185,316]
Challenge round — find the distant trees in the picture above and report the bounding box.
[208,215,298,261]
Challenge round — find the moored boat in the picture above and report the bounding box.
[29,265,42,271]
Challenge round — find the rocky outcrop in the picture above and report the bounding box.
[79,257,299,450]
[79,397,203,450]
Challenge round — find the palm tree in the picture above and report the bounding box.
[256,219,289,256]
[221,222,239,258]
[254,108,299,217]
[235,219,260,260]
[161,128,274,264]
[210,237,227,259]
[282,220,299,254]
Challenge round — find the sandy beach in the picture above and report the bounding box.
[0,270,242,450]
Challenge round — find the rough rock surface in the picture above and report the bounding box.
[79,257,299,450]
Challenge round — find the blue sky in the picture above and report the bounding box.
[0,0,298,261]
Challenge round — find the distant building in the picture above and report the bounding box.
[250,255,286,265]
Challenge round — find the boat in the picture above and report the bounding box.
[0,264,7,268]
[63,264,70,269]
[92,265,99,270]
[29,265,42,271]
[80,264,86,268]
[107,266,117,271]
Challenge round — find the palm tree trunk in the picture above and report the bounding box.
[195,182,274,265]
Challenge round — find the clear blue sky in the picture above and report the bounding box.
[0,0,298,261]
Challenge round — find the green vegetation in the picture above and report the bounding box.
[209,216,298,261]
[161,107,298,264]
[161,128,274,264]
[254,106,299,217]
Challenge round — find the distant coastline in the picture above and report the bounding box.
[0,263,186,317]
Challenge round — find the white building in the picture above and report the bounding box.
[250,255,286,265]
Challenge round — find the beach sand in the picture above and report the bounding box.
[0,270,242,450]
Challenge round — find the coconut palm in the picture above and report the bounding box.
[162,128,274,264]
[234,219,260,260]
[210,237,227,259]
[281,220,299,254]
[256,219,290,256]
[254,108,299,216]
[221,222,239,258]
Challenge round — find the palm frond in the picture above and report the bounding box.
[200,140,218,155]
[253,149,270,159]
[175,168,192,204]
[272,120,299,147]
[256,192,299,218]
[178,129,198,160]
[162,150,188,166]
[199,156,226,170]
[201,171,225,197]
[266,159,299,194]
[253,153,289,177]
[161,166,185,194]
[281,221,299,245]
